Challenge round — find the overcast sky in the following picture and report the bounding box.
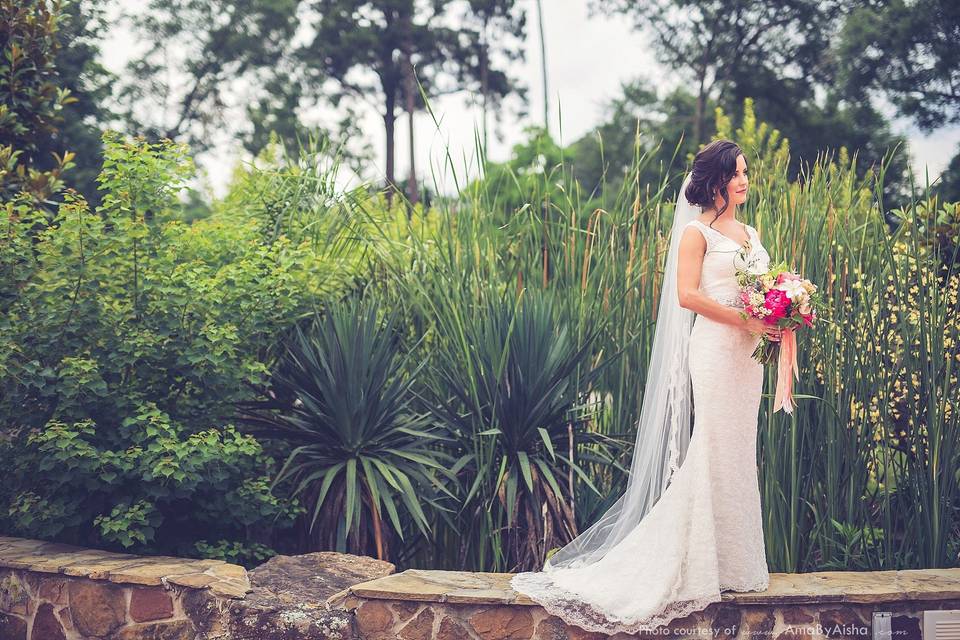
[102,0,960,199]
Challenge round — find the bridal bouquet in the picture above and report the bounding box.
[735,260,825,414]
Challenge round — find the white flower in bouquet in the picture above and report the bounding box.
[776,279,807,300]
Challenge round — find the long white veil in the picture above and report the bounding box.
[544,171,700,571]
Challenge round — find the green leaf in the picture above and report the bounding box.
[538,427,556,461]
[517,451,534,493]
[345,458,357,535]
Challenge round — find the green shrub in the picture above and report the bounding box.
[0,0,76,205]
[0,132,350,557]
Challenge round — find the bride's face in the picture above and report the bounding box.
[715,155,749,208]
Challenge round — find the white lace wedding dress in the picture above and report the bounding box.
[511,218,772,635]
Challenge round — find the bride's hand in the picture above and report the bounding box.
[744,317,782,342]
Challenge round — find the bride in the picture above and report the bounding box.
[511,139,781,635]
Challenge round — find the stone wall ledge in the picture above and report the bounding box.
[0,535,250,600]
[334,567,960,608]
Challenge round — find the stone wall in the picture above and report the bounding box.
[0,536,250,640]
[0,535,395,640]
[332,568,960,640]
[5,534,960,640]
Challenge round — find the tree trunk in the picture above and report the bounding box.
[401,12,419,210]
[694,64,707,143]
[480,18,489,152]
[384,88,397,207]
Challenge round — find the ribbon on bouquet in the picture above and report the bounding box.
[772,327,799,414]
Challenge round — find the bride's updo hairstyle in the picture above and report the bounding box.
[684,139,744,226]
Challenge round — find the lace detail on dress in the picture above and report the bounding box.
[709,292,746,308]
[511,571,721,636]
[720,575,770,593]
[666,338,686,477]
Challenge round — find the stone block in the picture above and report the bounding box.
[0,540,44,556]
[30,603,66,640]
[0,574,31,617]
[393,601,423,620]
[710,605,742,640]
[352,569,512,605]
[564,625,607,640]
[776,629,813,640]
[355,600,394,635]
[179,589,225,637]
[164,573,217,589]
[129,587,174,622]
[533,616,567,640]
[664,610,710,638]
[67,581,126,637]
[61,558,150,579]
[437,615,474,640]
[398,607,436,640]
[37,578,69,605]
[819,606,869,639]
[206,563,247,581]
[20,576,39,596]
[468,605,536,640]
[781,607,815,625]
[108,620,196,640]
[207,578,251,599]
[0,614,27,640]
[740,606,776,639]
[55,606,74,634]
[105,561,211,586]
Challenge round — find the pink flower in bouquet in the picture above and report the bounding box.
[763,289,790,321]
[734,261,826,415]
[799,306,816,328]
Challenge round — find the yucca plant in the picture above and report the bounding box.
[422,286,626,571]
[237,296,454,560]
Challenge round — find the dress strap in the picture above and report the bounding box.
[688,219,751,250]
[687,220,727,253]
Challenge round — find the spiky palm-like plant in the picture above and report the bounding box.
[425,287,626,571]
[238,297,452,560]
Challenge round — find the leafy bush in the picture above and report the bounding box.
[0,0,76,205]
[0,131,369,558]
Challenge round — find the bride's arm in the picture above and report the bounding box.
[675,226,749,327]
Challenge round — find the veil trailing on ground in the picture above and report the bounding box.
[544,171,700,572]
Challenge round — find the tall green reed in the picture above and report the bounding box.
[743,143,960,571]
[348,93,959,571]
